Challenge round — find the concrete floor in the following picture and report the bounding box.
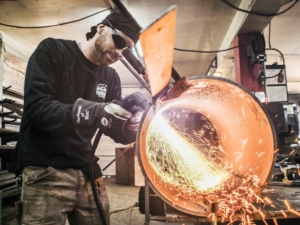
[105,176,145,225]
[6,176,145,225]
[6,176,300,225]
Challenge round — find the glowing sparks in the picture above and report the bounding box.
[246,215,251,224]
[290,149,295,155]
[235,115,240,125]
[281,210,287,218]
[258,209,265,219]
[235,138,248,162]
[288,208,300,217]
[242,106,245,117]
[211,213,215,222]
[241,138,248,150]
[145,113,279,224]
[146,115,230,192]
[144,108,282,225]
[284,200,291,209]
[263,196,272,205]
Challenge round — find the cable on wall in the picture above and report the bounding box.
[220,0,299,17]
[0,33,5,51]
[0,8,111,29]
[265,22,286,80]
[174,43,250,54]
[4,61,25,75]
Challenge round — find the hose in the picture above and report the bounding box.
[90,129,107,225]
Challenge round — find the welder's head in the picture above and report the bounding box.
[86,10,139,65]
[86,10,139,45]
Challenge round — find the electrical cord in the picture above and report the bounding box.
[174,43,249,53]
[127,204,134,225]
[90,130,107,225]
[220,0,299,17]
[109,203,139,225]
[268,22,272,49]
[4,61,25,75]
[0,8,111,28]
[109,202,139,215]
[247,58,259,93]
[1,35,26,75]
[0,33,5,50]
[266,48,285,66]
[265,22,286,79]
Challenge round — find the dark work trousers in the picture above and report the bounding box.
[21,165,110,225]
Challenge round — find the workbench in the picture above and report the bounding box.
[143,180,300,225]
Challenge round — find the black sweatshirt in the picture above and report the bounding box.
[8,38,122,178]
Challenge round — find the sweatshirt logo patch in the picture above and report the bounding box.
[76,106,90,123]
[96,84,107,98]
[101,117,109,127]
[76,106,82,123]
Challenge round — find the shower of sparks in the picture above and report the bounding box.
[242,106,245,117]
[281,210,287,218]
[144,110,299,224]
[290,149,295,155]
[146,115,230,193]
[284,200,291,209]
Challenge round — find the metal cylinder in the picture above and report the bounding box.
[137,76,277,217]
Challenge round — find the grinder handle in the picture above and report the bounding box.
[122,92,148,114]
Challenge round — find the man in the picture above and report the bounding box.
[8,10,144,225]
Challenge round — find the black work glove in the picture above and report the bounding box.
[126,108,144,133]
[71,98,132,135]
[105,99,145,144]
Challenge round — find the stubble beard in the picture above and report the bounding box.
[94,36,115,66]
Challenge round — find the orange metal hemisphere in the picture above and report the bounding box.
[137,76,277,217]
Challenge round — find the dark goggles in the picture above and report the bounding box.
[106,19,127,49]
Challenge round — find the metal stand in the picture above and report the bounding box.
[144,180,150,225]
[143,179,218,225]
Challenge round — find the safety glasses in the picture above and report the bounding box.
[106,19,127,49]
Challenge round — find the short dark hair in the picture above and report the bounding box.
[86,10,139,44]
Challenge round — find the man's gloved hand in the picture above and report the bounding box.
[109,107,144,144]
[71,98,132,134]
[125,108,144,133]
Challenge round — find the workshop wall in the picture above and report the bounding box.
[2,62,24,99]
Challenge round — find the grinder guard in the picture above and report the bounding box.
[136,76,277,217]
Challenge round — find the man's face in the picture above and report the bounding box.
[94,26,134,66]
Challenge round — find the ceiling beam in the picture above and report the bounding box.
[216,0,255,77]
[0,31,31,62]
[215,0,292,80]
[239,0,291,33]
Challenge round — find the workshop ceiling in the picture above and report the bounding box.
[0,0,299,93]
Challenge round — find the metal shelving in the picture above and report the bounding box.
[0,97,22,225]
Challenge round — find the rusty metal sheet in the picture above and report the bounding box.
[164,183,300,222]
[139,6,176,97]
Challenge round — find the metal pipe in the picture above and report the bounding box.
[136,76,277,218]
[120,58,151,94]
